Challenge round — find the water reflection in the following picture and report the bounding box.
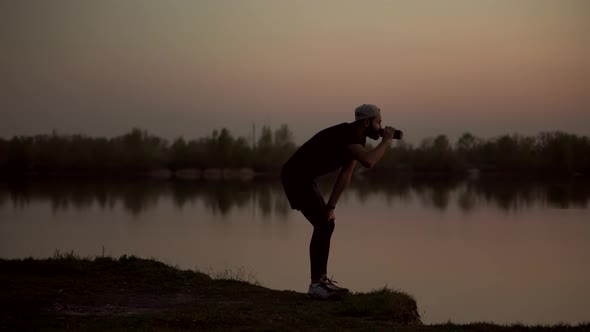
[1,176,589,325]
[0,177,589,217]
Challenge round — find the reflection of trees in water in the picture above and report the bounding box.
[253,183,290,221]
[170,181,286,219]
[119,184,160,216]
[411,177,459,211]
[471,178,590,211]
[169,181,245,216]
[351,176,590,212]
[457,186,476,212]
[334,175,589,212]
[256,185,272,218]
[274,194,290,222]
[347,176,459,211]
[0,179,289,219]
[347,176,414,206]
[1,180,160,216]
[1,177,589,217]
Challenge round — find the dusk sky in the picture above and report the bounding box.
[2,0,589,145]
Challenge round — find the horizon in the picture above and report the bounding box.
[1,0,589,146]
[1,124,588,150]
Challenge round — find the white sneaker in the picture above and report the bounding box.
[307,281,342,300]
[322,276,350,294]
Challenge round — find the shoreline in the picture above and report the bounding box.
[1,254,588,331]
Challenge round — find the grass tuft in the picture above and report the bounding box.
[199,266,262,286]
[337,286,421,324]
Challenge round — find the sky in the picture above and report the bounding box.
[1,0,589,145]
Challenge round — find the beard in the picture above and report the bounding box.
[367,126,380,140]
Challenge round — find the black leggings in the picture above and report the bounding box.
[299,187,335,281]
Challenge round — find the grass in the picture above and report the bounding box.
[198,265,262,286]
[1,252,588,331]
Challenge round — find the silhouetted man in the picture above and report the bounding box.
[281,104,395,299]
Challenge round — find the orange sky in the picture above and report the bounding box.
[1,0,589,144]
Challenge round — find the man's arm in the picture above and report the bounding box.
[346,126,394,168]
[327,159,356,210]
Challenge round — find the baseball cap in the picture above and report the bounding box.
[354,104,380,121]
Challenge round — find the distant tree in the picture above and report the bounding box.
[412,135,456,171]
[253,125,274,171]
[257,126,273,152]
[216,128,235,165]
[273,124,295,150]
[273,124,296,165]
[456,132,478,152]
[232,136,252,167]
[170,137,188,171]
[455,132,480,169]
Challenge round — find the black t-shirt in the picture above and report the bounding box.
[282,122,366,182]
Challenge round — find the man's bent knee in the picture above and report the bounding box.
[314,220,335,236]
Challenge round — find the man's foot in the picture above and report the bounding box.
[322,276,350,295]
[307,280,342,300]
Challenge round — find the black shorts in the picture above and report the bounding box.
[283,179,330,227]
[282,175,325,211]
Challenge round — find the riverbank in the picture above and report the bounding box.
[1,254,587,331]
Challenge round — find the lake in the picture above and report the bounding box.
[1,176,588,325]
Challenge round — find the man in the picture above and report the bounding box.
[281,104,396,300]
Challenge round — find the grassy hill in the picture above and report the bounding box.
[1,253,587,331]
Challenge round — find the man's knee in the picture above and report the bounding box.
[315,220,335,236]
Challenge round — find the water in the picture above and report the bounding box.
[1,177,589,325]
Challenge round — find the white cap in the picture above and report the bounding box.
[354,104,380,121]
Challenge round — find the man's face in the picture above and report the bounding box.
[366,114,382,140]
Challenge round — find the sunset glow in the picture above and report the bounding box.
[2,0,589,144]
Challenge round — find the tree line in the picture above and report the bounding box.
[380,132,590,175]
[0,127,588,176]
[0,126,296,175]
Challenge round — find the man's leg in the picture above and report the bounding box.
[300,183,333,283]
[320,220,335,278]
[297,184,343,299]
[301,211,334,283]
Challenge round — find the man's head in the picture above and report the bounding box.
[354,104,382,140]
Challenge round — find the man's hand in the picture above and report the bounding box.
[382,126,395,141]
[327,208,335,223]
